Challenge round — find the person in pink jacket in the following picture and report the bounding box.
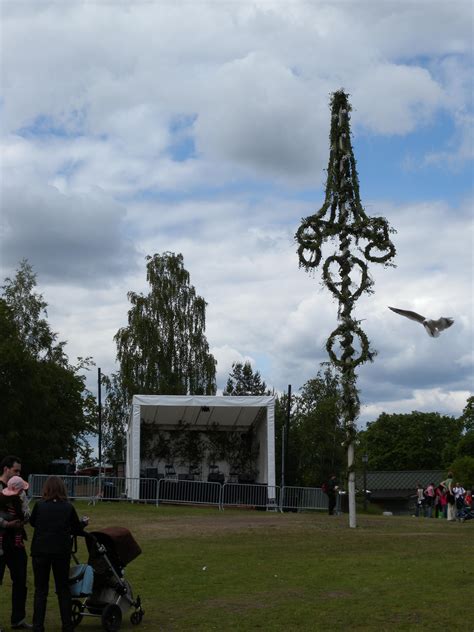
[434,484,447,519]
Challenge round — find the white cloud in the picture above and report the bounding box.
[194,52,328,178]
[1,0,470,187]
[351,64,443,134]
[0,184,138,284]
[360,388,471,425]
[0,1,472,419]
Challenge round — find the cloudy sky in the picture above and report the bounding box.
[1,0,473,424]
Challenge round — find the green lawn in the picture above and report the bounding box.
[3,502,473,631]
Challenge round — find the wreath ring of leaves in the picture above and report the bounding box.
[326,323,371,368]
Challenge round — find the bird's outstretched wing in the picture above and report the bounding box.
[388,306,425,324]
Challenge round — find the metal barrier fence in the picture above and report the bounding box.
[28,474,97,501]
[28,475,339,513]
[221,483,279,510]
[95,476,159,504]
[281,486,328,512]
[281,486,342,513]
[157,478,222,507]
[27,475,158,504]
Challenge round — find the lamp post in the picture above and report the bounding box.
[281,385,291,509]
[98,367,102,478]
[362,453,368,512]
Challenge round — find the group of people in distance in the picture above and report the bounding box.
[0,455,88,632]
[415,472,473,521]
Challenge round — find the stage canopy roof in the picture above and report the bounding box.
[136,394,274,430]
[126,395,276,489]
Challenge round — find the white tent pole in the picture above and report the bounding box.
[266,398,276,498]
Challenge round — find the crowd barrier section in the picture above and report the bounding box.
[157,478,222,508]
[95,476,158,503]
[28,475,98,501]
[221,483,280,510]
[281,486,342,513]
[28,475,340,513]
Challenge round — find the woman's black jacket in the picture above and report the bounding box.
[29,499,86,558]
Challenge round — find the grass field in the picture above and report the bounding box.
[2,502,473,631]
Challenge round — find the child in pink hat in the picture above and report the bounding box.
[0,476,30,556]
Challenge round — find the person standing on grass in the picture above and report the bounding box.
[0,476,30,557]
[29,476,89,632]
[434,484,447,519]
[440,472,455,521]
[424,482,435,518]
[0,455,32,630]
[452,482,466,518]
[325,475,339,516]
[415,482,425,517]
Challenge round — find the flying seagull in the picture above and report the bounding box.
[388,306,454,338]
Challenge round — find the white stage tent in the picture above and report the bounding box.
[126,394,276,496]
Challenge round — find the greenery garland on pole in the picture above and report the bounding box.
[296,90,396,528]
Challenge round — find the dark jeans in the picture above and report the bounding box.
[328,493,337,515]
[32,555,73,632]
[0,537,28,625]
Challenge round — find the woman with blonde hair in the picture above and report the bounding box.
[29,476,88,632]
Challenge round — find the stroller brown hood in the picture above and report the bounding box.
[88,527,142,567]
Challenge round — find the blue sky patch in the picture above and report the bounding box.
[17,109,88,139]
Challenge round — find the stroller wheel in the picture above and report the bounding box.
[101,603,122,631]
[130,610,143,625]
[71,600,83,628]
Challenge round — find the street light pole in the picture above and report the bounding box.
[281,385,291,495]
[98,367,102,478]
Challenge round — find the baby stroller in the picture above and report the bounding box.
[458,503,474,522]
[69,527,145,631]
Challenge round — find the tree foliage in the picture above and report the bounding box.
[361,411,464,471]
[223,361,269,396]
[455,430,474,459]
[2,259,67,364]
[103,253,217,462]
[275,366,345,487]
[115,253,216,396]
[460,396,474,432]
[449,456,474,488]
[0,262,95,474]
[101,372,129,464]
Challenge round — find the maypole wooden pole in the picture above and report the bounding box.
[296,90,396,528]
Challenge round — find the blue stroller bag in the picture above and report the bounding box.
[69,564,94,597]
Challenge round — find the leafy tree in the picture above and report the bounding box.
[0,270,95,474]
[103,253,217,460]
[289,367,345,487]
[115,253,216,396]
[2,259,67,364]
[223,361,269,396]
[449,456,474,488]
[456,430,474,459]
[361,411,463,471]
[275,366,345,487]
[460,396,474,432]
[101,372,129,464]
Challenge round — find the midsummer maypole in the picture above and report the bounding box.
[296,90,396,528]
